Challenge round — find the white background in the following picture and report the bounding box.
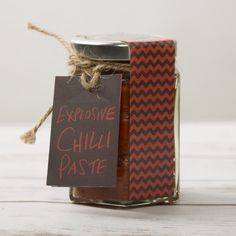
[0,0,235,123]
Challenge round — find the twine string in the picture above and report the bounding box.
[20,22,130,144]
[20,106,53,144]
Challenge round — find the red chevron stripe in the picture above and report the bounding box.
[130,154,175,165]
[129,103,175,114]
[130,44,175,55]
[130,149,175,160]
[130,158,174,171]
[130,88,174,96]
[130,168,174,180]
[130,121,174,132]
[130,112,174,122]
[130,73,174,83]
[129,188,174,200]
[130,134,174,145]
[130,148,174,157]
[130,56,174,66]
[129,142,174,153]
[130,92,175,103]
[131,56,175,66]
[130,136,174,148]
[130,168,175,177]
[131,63,175,74]
[131,83,175,92]
[130,179,175,191]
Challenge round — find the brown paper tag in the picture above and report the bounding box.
[47,74,122,187]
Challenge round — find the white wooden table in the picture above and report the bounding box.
[0,123,236,236]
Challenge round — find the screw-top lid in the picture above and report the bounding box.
[71,33,166,61]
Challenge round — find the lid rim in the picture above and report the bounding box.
[71,33,171,61]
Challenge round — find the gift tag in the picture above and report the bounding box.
[47,74,122,187]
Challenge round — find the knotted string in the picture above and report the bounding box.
[20,22,130,144]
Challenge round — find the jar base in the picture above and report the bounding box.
[69,188,179,208]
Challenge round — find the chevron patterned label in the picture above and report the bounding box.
[128,40,176,201]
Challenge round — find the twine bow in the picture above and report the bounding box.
[20,23,130,144]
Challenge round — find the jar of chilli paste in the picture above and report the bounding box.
[69,34,180,207]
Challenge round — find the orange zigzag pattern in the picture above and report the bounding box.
[128,40,176,201]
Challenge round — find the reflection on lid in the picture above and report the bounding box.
[71,33,170,61]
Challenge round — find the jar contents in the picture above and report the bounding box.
[70,76,130,202]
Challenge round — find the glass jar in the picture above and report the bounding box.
[69,34,180,207]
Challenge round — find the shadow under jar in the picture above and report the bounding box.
[69,34,180,207]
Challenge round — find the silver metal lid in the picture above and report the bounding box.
[71,33,165,61]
